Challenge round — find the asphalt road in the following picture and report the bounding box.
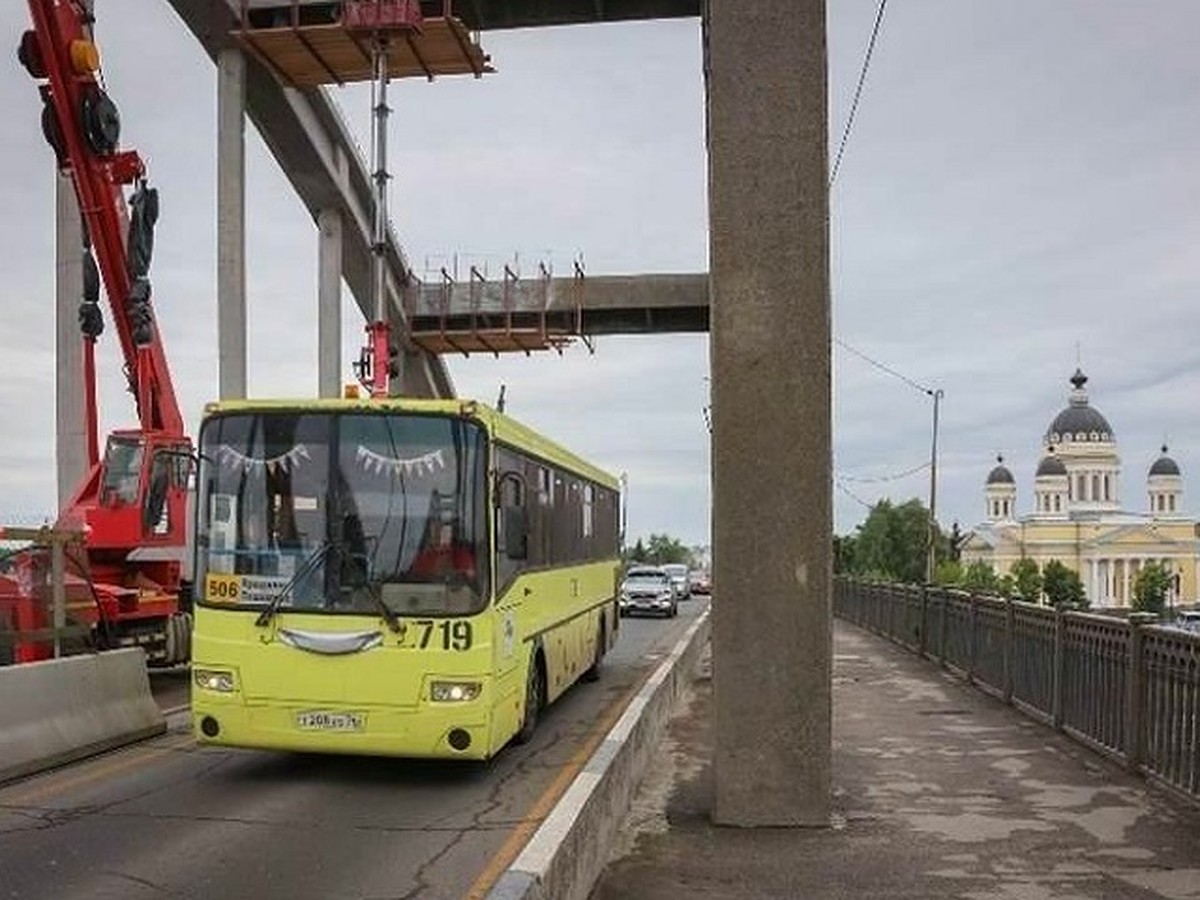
[148,665,190,711]
[0,599,708,900]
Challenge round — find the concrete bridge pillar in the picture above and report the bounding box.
[217,47,247,400]
[55,172,86,511]
[707,0,832,826]
[317,207,343,398]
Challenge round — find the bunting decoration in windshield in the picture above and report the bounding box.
[216,444,312,474]
[355,446,446,479]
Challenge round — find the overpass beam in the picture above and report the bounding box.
[708,0,831,826]
[217,47,247,399]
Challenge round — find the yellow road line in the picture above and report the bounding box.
[463,671,651,900]
[0,732,195,808]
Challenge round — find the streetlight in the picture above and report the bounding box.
[926,388,944,584]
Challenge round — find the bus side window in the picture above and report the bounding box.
[496,463,529,591]
[501,473,527,561]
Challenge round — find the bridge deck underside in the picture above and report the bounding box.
[458,0,702,29]
[238,1,701,31]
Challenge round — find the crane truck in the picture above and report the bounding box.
[0,0,193,666]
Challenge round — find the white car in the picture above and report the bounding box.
[619,567,678,618]
[661,564,691,600]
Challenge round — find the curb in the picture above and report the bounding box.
[486,609,712,900]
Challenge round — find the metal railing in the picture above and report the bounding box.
[835,577,1200,803]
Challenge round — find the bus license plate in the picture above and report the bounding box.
[296,711,365,732]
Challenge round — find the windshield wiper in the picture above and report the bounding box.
[255,541,334,628]
[367,584,402,634]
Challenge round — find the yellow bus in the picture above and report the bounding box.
[190,398,621,760]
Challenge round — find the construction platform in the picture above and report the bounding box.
[403,264,588,356]
[402,268,710,356]
[234,1,492,85]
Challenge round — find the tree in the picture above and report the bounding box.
[1042,559,1087,609]
[849,498,943,584]
[962,560,999,593]
[640,533,692,566]
[834,534,857,575]
[1132,562,1172,615]
[628,538,647,564]
[934,559,962,586]
[1010,558,1043,603]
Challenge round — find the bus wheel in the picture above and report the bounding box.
[514,654,544,745]
[581,622,605,683]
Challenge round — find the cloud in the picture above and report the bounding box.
[3,2,1200,553]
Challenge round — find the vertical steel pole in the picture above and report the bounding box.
[926,388,943,583]
[372,40,389,326]
[366,37,394,397]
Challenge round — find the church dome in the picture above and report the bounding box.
[987,456,1014,485]
[1044,368,1114,444]
[1036,454,1068,477]
[1149,446,1181,477]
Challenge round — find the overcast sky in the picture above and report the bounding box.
[1,2,1198,549]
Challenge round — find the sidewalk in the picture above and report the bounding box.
[592,620,1200,899]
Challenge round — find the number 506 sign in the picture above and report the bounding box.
[205,574,243,603]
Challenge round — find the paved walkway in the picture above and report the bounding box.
[593,620,1200,899]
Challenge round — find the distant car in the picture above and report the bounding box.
[1174,610,1200,634]
[661,564,691,600]
[620,567,678,618]
[689,571,711,595]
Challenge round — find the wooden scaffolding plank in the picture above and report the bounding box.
[234,17,492,86]
[410,329,575,356]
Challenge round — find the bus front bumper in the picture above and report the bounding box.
[193,696,494,760]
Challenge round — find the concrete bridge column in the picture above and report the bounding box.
[55,172,86,511]
[217,47,247,400]
[707,0,832,826]
[317,208,343,398]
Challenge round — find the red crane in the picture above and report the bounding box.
[0,0,193,665]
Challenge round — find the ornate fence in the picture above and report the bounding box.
[834,578,1200,804]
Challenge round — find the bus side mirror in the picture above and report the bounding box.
[504,507,528,560]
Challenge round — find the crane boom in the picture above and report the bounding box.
[24,0,184,439]
[0,0,195,667]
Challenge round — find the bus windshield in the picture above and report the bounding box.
[195,412,489,616]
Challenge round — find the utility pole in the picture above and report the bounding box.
[926,388,944,583]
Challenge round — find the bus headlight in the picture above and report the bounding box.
[430,681,481,702]
[194,668,237,693]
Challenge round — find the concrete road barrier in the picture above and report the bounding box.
[0,648,167,784]
[487,610,711,900]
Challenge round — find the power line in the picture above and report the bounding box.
[829,0,891,188]
[838,460,930,484]
[834,335,933,395]
[834,478,874,510]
